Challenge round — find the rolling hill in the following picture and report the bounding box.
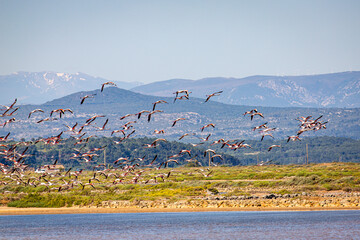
[1,87,359,141]
[131,71,360,108]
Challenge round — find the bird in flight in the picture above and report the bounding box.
[201,123,215,132]
[101,82,117,92]
[50,108,73,118]
[173,90,191,98]
[28,109,44,118]
[152,100,168,111]
[205,91,223,102]
[250,112,264,120]
[80,94,96,104]
[93,119,109,131]
[244,109,258,116]
[154,129,165,134]
[172,118,186,127]
[135,110,150,119]
[147,110,163,122]
[268,145,281,151]
[287,135,301,142]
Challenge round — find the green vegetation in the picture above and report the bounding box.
[1,136,359,170]
[1,163,360,208]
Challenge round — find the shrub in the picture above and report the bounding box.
[211,181,233,188]
[253,181,276,188]
[207,187,219,195]
[322,183,341,191]
[225,189,249,197]
[275,189,292,195]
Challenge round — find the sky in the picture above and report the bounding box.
[0,0,359,84]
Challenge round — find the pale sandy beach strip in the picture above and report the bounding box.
[1,206,359,215]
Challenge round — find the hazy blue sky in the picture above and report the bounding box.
[0,0,359,83]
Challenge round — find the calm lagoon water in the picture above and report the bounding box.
[1,210,359,240]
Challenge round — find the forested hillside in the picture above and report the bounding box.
[1,136,358,170]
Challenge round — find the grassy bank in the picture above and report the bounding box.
[1,162,360,208]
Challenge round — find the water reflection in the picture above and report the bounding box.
[0,210,359,240]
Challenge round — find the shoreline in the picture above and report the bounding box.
[1,206,359,215]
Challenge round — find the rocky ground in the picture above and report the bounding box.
[101,191,360,209]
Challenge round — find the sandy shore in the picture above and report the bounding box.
[1,206,359,215]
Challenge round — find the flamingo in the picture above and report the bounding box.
[261,133,274,141]
[120,114,134,120]
[259,127,276,133]
[211,138,226,145]
[111,129,126,136]
[227,140,248,150]
[159,159,179,169]
[147,110,163,122]
[205,91,223,102]
[179,149,191,157]
[287,135,301,142]
[115,130,135,143]
[190,142,204,147]
[174,95,189,103]
[204,148,216,157]
[50,108,73,118]
[1,107,19,117]
[85,115,105,124]
[80,94,96,104]
[201,123,215,132]
[178,132,195,140]
[28,109,44,118]
[2,118,16,127]
[243,109,258,116]
[114,157,129,164]
[64,122,78,132]
[297,127,312,136]
[154,129,165,134]
[250,112,264,120]
[152,138,167,145]
[173,90,191,98]
[198,133,211,142]
[135,110,150,119]
[0,98,17,114]
[168,153,180,159]
[258,159,273,166]
[143,155,158,167]
[211,154,224,161]
[197,169,213,177]
[0,132,10,142]
[94,119,109,131]
[268,145,281,151]
[71,126,85,135]
[313,121,328,131]
[152,100,168,111]
[125,129,136,139]
[172,118,186,127]
[37,117,58,124]
[122,121,137,128]
[253,122,268,131]
[101,82,117,92]
[144,143,156,148]
[80,182,95,190]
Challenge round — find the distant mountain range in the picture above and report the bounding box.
[0,71,142,105]
[1,87,359,141]
[1,71,360,108]
[131,71,360,108]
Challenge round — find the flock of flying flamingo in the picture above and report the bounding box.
[0,81,328,190]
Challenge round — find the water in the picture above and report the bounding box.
[1,210,359,239]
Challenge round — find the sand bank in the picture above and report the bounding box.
[1,206,359,215]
